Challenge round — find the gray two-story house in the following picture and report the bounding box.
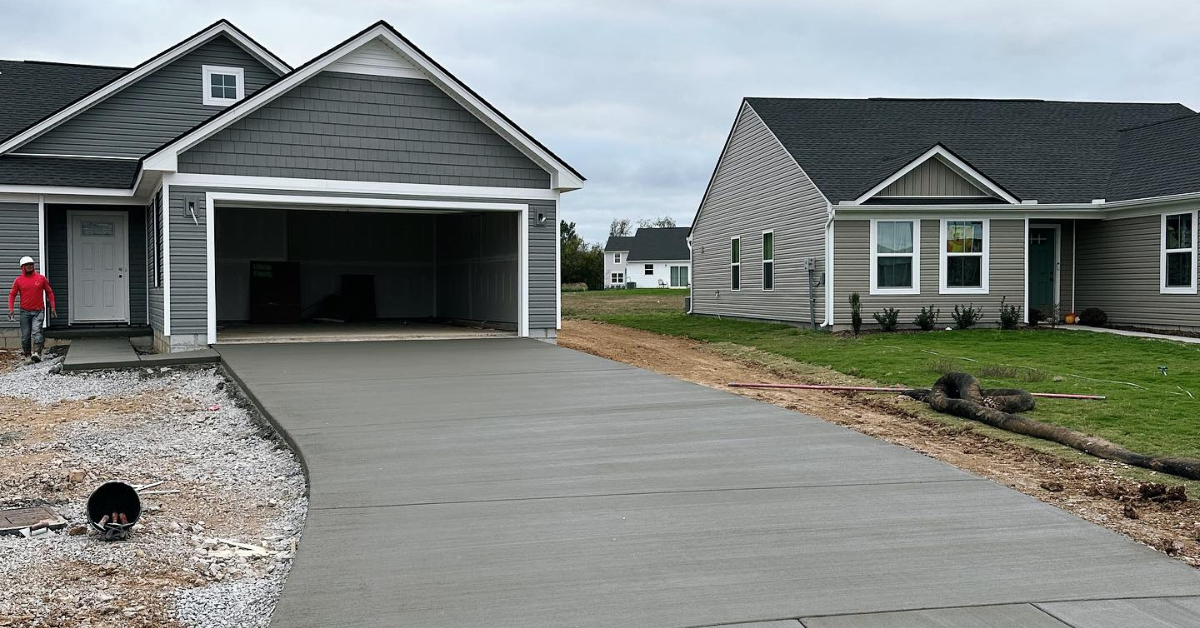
[0,20,582,352]
[691,97,1200,332]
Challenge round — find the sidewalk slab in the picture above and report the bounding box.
[62,338,219,371]
[802,604,1068,627]
[1038,597,1200,628]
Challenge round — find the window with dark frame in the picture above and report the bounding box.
[644,264,653,276]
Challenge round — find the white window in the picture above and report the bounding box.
[644,264,653,276]
[613,252,621,264]
[202,65,245,107]
[670,266,689,288]
[762,231,774,291]
[940,219,989,294]
[870,219,920,295]
[730,236,741,291]
[1162,211,1197,294]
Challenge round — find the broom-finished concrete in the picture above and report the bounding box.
[217,339,1200,628]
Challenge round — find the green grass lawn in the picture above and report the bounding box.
[565,290,1200,459]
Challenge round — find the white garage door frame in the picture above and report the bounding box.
[204,191,530,346]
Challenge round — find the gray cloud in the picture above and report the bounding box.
[3,0,1198,242]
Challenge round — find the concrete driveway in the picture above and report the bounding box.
[217,339,1200,628]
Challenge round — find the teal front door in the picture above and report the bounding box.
[1028,227,1057,316]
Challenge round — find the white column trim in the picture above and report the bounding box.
[38,195,47,329]
[162,181,171,336]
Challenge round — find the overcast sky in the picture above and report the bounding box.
[5,1,1200,243]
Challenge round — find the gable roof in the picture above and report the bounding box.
[746,97,1194,204]
[1107,113,1200,202]
[0,20,290,156]
[0,61,128,143]
[626,227,691,262]
[855,143,1019,204]
[143,20,584,190]
[605,235,635,251]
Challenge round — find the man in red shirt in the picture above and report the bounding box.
[7,256,56,363]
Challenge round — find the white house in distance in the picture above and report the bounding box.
[604,227,691,288]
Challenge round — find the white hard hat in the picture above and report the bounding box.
[19,256,34,266]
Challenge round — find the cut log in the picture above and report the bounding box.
[925,372,1200,481]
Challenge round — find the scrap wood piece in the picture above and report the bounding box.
[215,538,271,556]
[926,372,1200,481]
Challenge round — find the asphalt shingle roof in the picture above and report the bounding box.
[746,98,1195,204]
[0,155,140,188]
[1107,113,1200,202]
[0,60,129,143]
[625,227,691,262]
[604,236,635,251]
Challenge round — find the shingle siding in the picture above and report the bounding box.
[165,186,557,338]
[178,72,551,189]
[691,102,826,325]
[1076,214,1200,330]
[45,204,146,327]
[0,202,39,327]
[832,218,1025,327]
[19,36,279,158]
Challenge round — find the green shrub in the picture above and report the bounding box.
[998,296,1022,330]
[1029,308,1049,326]
[561,282,589,293]
[913,305,940,331]
[873,307,900,332]
[849,292,863,335]
[951,304,983,330]
[1079,307,1108,327]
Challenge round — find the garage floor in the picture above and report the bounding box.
[217,320,513,344]
[217,339,1200,628]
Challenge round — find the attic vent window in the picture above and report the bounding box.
[202,65,244,107]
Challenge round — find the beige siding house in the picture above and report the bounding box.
[690,98,1200,332]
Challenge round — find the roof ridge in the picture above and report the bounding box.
[1117,112,1200,134]
[746,96,1189,107]
[1,59,129,71]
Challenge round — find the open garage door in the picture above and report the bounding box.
[210,198,525,344]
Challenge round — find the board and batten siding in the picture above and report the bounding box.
[832,219,1024,327]
[19,36,279,159]
[876,158,989,198]
[1076,214,1200,330]
[0,202,40,327]
[691,102,826,325]
[45,205,146,327]
[165,186,557,339]
[178,71,551,189]
[148,191,164,332]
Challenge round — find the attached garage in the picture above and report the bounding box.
[210,195,528,343]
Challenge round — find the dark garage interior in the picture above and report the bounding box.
[214,207,519,343]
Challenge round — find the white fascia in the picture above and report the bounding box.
[0,22,288,156]
[144,24,583,192]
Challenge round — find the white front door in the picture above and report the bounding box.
[70,212,128,323]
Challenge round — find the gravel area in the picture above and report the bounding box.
[0,355,307,627]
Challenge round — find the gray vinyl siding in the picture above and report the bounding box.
[1076,214,1200,330]
[45,204,146,327]
[178,72,551,189]
[877,158,989,198]
[148,190,164,332]
[19,36,279,158]
[690,102,827,325]
[167,186,557,337]
[0,202,39,326]
[832,218,1025,327]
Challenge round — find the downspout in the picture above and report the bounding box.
[822,202,835,327]
[1071,219,1077,314]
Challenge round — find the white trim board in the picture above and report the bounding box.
[850,145,1019,205]
[144,23,583,192]
[166,173,559,200]
[0,21,288,156]
[203,191,531,345]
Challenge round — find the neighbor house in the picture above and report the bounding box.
[0,20,583,352]
[604,227,690,288]
[690,97,1200,331]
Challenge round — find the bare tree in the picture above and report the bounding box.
[609,218,632,237]
[637,215,677,229]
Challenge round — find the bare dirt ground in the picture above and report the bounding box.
[0,351,306,628]
[560,319,1200,567]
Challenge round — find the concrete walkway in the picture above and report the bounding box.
[217,339,1200,628]
[62,337,219,371]
[1058,323,1200,345]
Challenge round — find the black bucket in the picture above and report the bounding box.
[86,481,142,540]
